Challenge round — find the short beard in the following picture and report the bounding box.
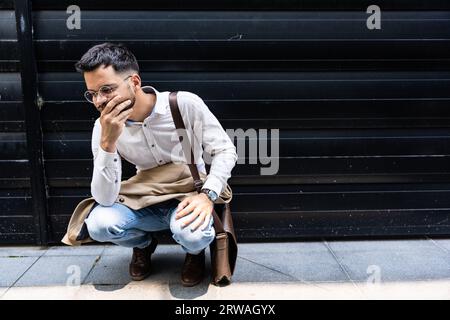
[126,84,136,110]
[119,85,137,122]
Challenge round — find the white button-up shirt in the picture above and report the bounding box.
[90,86,238,206]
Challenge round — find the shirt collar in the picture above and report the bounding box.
[141,85,168,115]
[125,86,168,126]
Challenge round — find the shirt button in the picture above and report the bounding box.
[115,179,118,183]
[159,160,163,163]
[144,124,147,127]
[119,197,124,203]
[114,158,117,162]
[151,144,155,147]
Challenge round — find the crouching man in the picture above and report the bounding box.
[62,43,237,287]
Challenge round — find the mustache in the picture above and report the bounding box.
[97,100,111,112]
[97,94,135,112]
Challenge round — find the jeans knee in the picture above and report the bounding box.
[85,205,127,242]
[171,222,216,253]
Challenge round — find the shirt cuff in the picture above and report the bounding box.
[202,175,223,198]
[95,146,120,168]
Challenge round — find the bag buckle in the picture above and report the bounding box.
[194,180,204,190]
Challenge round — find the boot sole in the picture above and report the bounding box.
[181,276,204,287]
[131,272,151,281]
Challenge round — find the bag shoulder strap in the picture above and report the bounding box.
[168,92,203,191]
[168,91,225,234]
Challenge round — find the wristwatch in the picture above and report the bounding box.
[201,188,218,203]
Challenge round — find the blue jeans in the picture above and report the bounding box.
[84,199,215,254]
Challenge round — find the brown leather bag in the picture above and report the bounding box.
[169,91,238,286]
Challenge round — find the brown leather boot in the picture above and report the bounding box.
[181,250,205,287]
[129,237,158,281]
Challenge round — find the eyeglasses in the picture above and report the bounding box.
[84,75,132,103]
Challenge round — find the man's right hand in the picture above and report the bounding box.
[99,95,133,153]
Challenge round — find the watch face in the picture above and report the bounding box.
[202,189,218,201]
[209,190,218,201]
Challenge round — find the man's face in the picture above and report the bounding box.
[83,65,137,113]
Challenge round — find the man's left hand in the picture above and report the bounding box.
[175,193,214,231]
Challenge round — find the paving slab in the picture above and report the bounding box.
[3,280,449,300]
[14,255,100,287]
[1,285,82,300]
[226,256,295,283]
[45,245,105,256]
[0,257,40,287]
[0,287,7,298]
[1,283,168,300]
[0,246,47,257]
[76,283,172,300]
[83,255,133,285]
[238,254,349,283]
[1,239,450,300]
[86,244,302,287]
[327,239,450,282]
[102,245,133,256]
[428,238,450,254]
[210,282,365,300]
[238,242,329,254]
[1,282,366,300]
[238,242,349,283]
[88,245,190,285]
[357,279,450,300]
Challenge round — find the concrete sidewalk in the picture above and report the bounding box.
[1,237,449,300]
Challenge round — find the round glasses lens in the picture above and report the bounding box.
[99,86,114,96]
[84,91,94,102]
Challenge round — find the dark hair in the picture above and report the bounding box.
[75,42,139,74]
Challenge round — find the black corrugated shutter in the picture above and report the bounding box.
[1,0,450,244]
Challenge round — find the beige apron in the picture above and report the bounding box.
[61,162,232,246]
